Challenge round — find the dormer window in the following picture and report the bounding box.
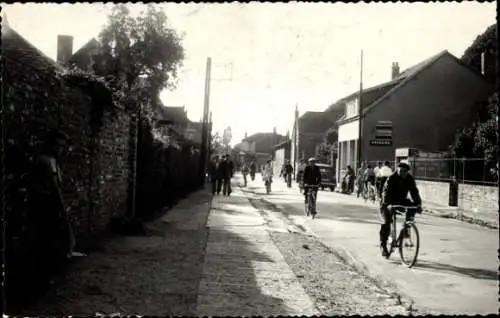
[345,97,360,119]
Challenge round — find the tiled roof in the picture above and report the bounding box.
[69,38,100,60]
[2,23,64,73]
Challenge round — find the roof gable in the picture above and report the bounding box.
[360,50,471,117]
[2,24,63,73]
[69,38,101,62]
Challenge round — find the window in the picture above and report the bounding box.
[345,97,359,118]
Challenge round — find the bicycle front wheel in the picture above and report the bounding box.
[398,223,420,268]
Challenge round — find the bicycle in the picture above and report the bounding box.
[304,184,319,219]
[386,205,421,268]
[362,182,377,203]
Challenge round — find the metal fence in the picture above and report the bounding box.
[412,157,498,185]
[352,158,498,186]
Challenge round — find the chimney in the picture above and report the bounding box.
[57,35,74,64]
[391,62,400,79]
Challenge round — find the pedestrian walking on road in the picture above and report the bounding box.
[283,160,294,188]
[219,154,233,196]
[208,155,221,195]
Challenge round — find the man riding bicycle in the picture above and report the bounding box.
[303,157,321,205]
[379,161,422,257]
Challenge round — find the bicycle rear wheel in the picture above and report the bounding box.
[398,223,420,268]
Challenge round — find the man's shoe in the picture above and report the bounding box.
[380,244,389,258]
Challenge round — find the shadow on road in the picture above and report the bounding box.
[200,193,298,315]
[413,260,498,281]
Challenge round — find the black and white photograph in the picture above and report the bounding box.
[2,1,498,316]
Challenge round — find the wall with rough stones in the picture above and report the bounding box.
[416,179,498,224]
[459,183,498,221]
[416,180,450,207]
[4,51,131,243]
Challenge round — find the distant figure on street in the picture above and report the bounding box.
[28,129,76,287]
[283,160,294,188]
[241,161,250,187]
[356,161,367,198]
[303,157,322,204]
[219,154,233,196]
[263,160,274,192]
[341,165,355,194]
[208,155,221,195]
[249,160,257,181]
[296,159,307,192]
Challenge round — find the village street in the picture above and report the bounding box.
[242,174,498,315]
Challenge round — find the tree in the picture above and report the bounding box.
[461,23,497,83]
[92,4,185,116]
[450,23,498,179]
[317,127,338,164]
[210,131,224,155]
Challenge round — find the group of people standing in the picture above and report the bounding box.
[340,161,394,198]
[355,161,393,199]
[208,154,235,196]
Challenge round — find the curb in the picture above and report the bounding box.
[422,206,499,230]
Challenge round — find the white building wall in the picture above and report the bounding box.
[338,119,360,142]
[274,148,285,177]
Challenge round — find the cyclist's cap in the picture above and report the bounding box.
[398,161,411,170]
[308,157,317,162]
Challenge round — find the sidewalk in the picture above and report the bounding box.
[16,181,317,316]
[196,182,317,316]
[16,188,213,316]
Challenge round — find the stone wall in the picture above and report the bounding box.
[416,179,498,225]
[416,180,450,207]
[459,183,498,221]
[4,50,131,244]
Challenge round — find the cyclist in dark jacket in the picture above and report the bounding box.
[379,161,422,257]
[303,157,322,203]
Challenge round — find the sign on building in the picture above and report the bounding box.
[375,120,393,139]
[370,139,392,146]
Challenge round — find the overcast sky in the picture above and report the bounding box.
[3,2,496,145]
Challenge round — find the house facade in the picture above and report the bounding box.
[238,130,286,167]
[290,105,343,173]
[336,50,494,181]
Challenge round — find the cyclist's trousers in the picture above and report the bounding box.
[303,186,318,203]
[379,199,416,244]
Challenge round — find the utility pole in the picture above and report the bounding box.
[357,49,364,170]
[199,57,212,187]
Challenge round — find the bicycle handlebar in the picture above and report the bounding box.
[388,205,420,211]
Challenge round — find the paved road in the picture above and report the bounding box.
[241,174,498,315]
